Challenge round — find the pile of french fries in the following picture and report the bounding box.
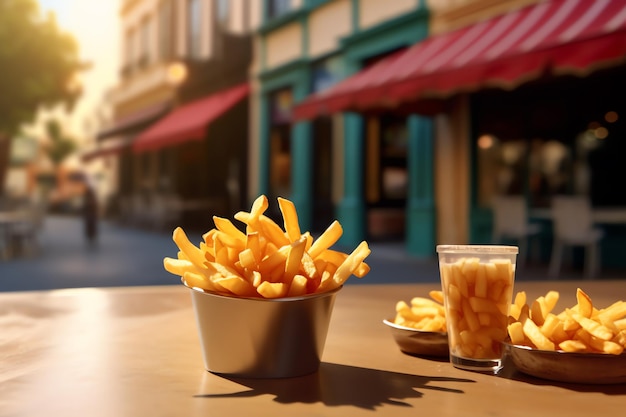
[507,288,626,354]
[393,290,447,332]
[440,257,515,360]
[163,195,371,298]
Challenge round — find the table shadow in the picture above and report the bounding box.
[195,362,475,410]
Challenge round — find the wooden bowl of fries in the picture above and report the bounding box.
[504,343,626,384]
[384,319,449,357]
[189,283,341,378]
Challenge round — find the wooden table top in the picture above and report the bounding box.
[1,280,625,417]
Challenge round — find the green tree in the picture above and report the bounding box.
[0,0,83,196]
[44,119,77,166]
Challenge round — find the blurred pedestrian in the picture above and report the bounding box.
[83,180,98,247]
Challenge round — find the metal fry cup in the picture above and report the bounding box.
[188,285,341,378]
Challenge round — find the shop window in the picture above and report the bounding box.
[159,0,175,61]
[267,0,291,19]
[139,17,151,67]
[124,28,134,73]
[133,23,143,67]
[474,67,626,212]
[312,117,334,232]
[270,126,291,198]
[217,0,230,27]
[529,139,573,207]
[271,89,293,125]
[311,55,344,93]
[269,89,293,201]
[157,149,174,192]
[477,136,526,206]
[366,115,408,206]
[381,116,408,201]
[476,135,579,209]
[187,0,202,59]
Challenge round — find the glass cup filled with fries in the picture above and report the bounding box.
[163,195,371,378]
[437,245,518,373]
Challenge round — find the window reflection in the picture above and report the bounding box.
[159,0,175,61]
[188,0,202,58]
[478,136,576,208]
[268,0,291,19]
[365,115,408,205]
[476,118,622,210]
[269,89,293,203]
[381,117,408,201]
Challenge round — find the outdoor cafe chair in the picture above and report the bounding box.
[548,196,604,279]
[492,195,542,267]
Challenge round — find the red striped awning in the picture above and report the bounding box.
[293,0,626,120]
[133,83,249,153]
[97,102,170,139]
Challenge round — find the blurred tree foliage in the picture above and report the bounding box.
[0,0,83,196]
[44,119,77,167]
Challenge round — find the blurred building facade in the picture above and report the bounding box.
[250,0,626,264]
[249,0,431,245]
[83,0,626,266]
[87,0,261,229]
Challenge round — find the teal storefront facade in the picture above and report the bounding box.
[255,0,436,256]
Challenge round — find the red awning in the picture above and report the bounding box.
[293,0,626,119]
[97,102,170,139]
[133,83,250,153]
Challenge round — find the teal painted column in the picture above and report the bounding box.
[290,120,313,232]
[290,58,313,232]
[406,115,436,257]
[338,112,366,246]
[258,93,271,197]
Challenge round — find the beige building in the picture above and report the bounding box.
[90,0,260,229]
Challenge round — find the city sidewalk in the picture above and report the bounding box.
[0,215,619,293]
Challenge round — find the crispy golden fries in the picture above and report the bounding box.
[507,288,626,355]
[440,257,515,360]
[163,195,371,298]
[393,290,447,332]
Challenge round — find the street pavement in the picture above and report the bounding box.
[0,215,621,293]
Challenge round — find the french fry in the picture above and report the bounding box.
[277,197,301,243]
[507,321,525,345]
[320,241,371,291]
[172,227,206,270]
[164,195,371,298]
[576,288,594,318]
[540,313,569,344]
[393,290,447,332]
[559,339,587,352]
[597,301,626,323]
[284,236,307,284]
[308,220,343,259]
[507,287,626,355]
[287,275,308,297]
[568,311,614,341]
[429,290,444,304]
[523,318,556,351]
[440,256,515,360]
[182,271,218,292]
[257,281,288,298]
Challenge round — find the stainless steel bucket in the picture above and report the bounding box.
[189,285,341,378]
